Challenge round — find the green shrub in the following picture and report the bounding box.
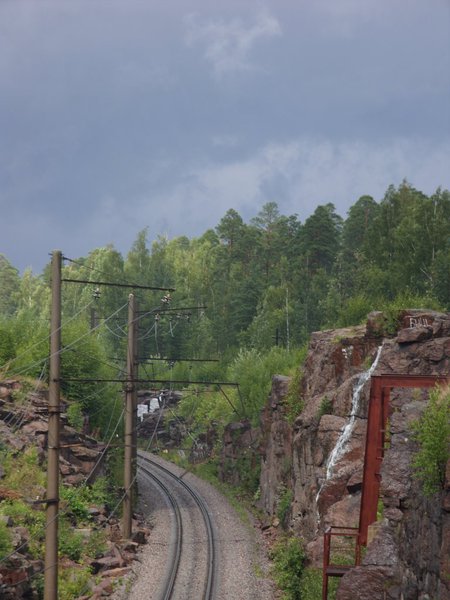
[0,321,15,366]
[270,536,306,600]
[0,520,13,558]
[58,565,93,600]
[229,346,307,425]
[284,367,304,424]
[60,487,90,522]
[380,292,443,335]
[85,529,107,559]
[0,499,46,558]
[60,477,111,523]
[336,294,374,327]
[59,520,84,562]
[318,396,333,417]
[412,385,450,496]
[277,487,293,528]
[66,401,84,430]
[300,567,339,600]
[1,446,46,495]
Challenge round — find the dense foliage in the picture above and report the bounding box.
[0,182,448,431]
[412,385,450,495]
[0,182,448,598]
[0,446,109,598]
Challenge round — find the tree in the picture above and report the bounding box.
[251,203,301,284]
[300,203,342,274]
[0,254,20,316]
[336,196,379,298]
[125,229,151,285]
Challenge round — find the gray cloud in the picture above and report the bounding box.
[0,0,449,274]
[184,10,282,77]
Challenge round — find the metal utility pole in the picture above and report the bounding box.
[123,293,136,538]
[131,300,138,507]
[44,250,62,600]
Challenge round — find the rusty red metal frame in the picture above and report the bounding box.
[322,526,361,600]
[322,373,448,600]
[358,374,448,545]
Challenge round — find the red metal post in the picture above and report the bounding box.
[359,376,382,545]
[323,373,448,597]
[359,374,448,545]
[322,528,331,600]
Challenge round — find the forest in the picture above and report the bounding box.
[0,181,449,436]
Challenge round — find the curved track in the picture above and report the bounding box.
[137,451,216,600]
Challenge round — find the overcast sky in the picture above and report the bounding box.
[1,0,449,274]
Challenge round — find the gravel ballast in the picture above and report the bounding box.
[112,453,276,600]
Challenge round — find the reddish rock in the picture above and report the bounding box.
[99,566,131,578]
[63,473,85,486]
[366,311,388,337]
[91,578,114,596]
[398,310,440,331]
[0,386,11,400]
[21,420,48,436]
[131,529,149,545]
[346,467,364,494]
[396,325,432,344]
[323,494,361,529]
[337,566,396,600]
[257,376,292,516]
[91,553,125,574]
[257,310,450,600]
[219,417,261,487]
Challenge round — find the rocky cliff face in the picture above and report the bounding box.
[0,380,106,488]
[258,310,450,599]
[0,380,150,599]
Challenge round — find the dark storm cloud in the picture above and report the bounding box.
[0,0,449,272]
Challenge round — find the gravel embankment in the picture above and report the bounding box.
[111,454,276,600]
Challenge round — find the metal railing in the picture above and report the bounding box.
[322,526,361,600]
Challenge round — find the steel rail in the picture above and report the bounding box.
[138,465,183,600]
[138,451,216,600]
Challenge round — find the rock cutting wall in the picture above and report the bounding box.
[257,310,450,599]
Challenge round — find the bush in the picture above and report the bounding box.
[59,565,93,600]
[85,529,107,559]
[229,346,306,424]
[59,520,84,561]
[270,536,306,600]
[60,477,111,523]
[0,321,15,366]
[284,366,305,424]
[0,499,46,558]
[0,520,13,558]
[277,487,293,528]
[412,385,450,495]
[0,446,46,495]
[318,396,333,417]
[66,401,84,430]
[300,567,339,600]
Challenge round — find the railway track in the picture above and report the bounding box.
[137,451,216,600]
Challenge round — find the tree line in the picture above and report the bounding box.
[0,181,448,431]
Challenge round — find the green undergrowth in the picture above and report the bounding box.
[270,536,306,600]
[0,439,114,599]
[300,567,339,600]
[270,537,341,600]
[284,367,304,424]
[412,385,450,496]
[276,486,293,528]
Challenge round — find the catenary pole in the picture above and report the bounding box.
[44,250,62,600]
[132,299,138,510]
[123,293,135,538]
